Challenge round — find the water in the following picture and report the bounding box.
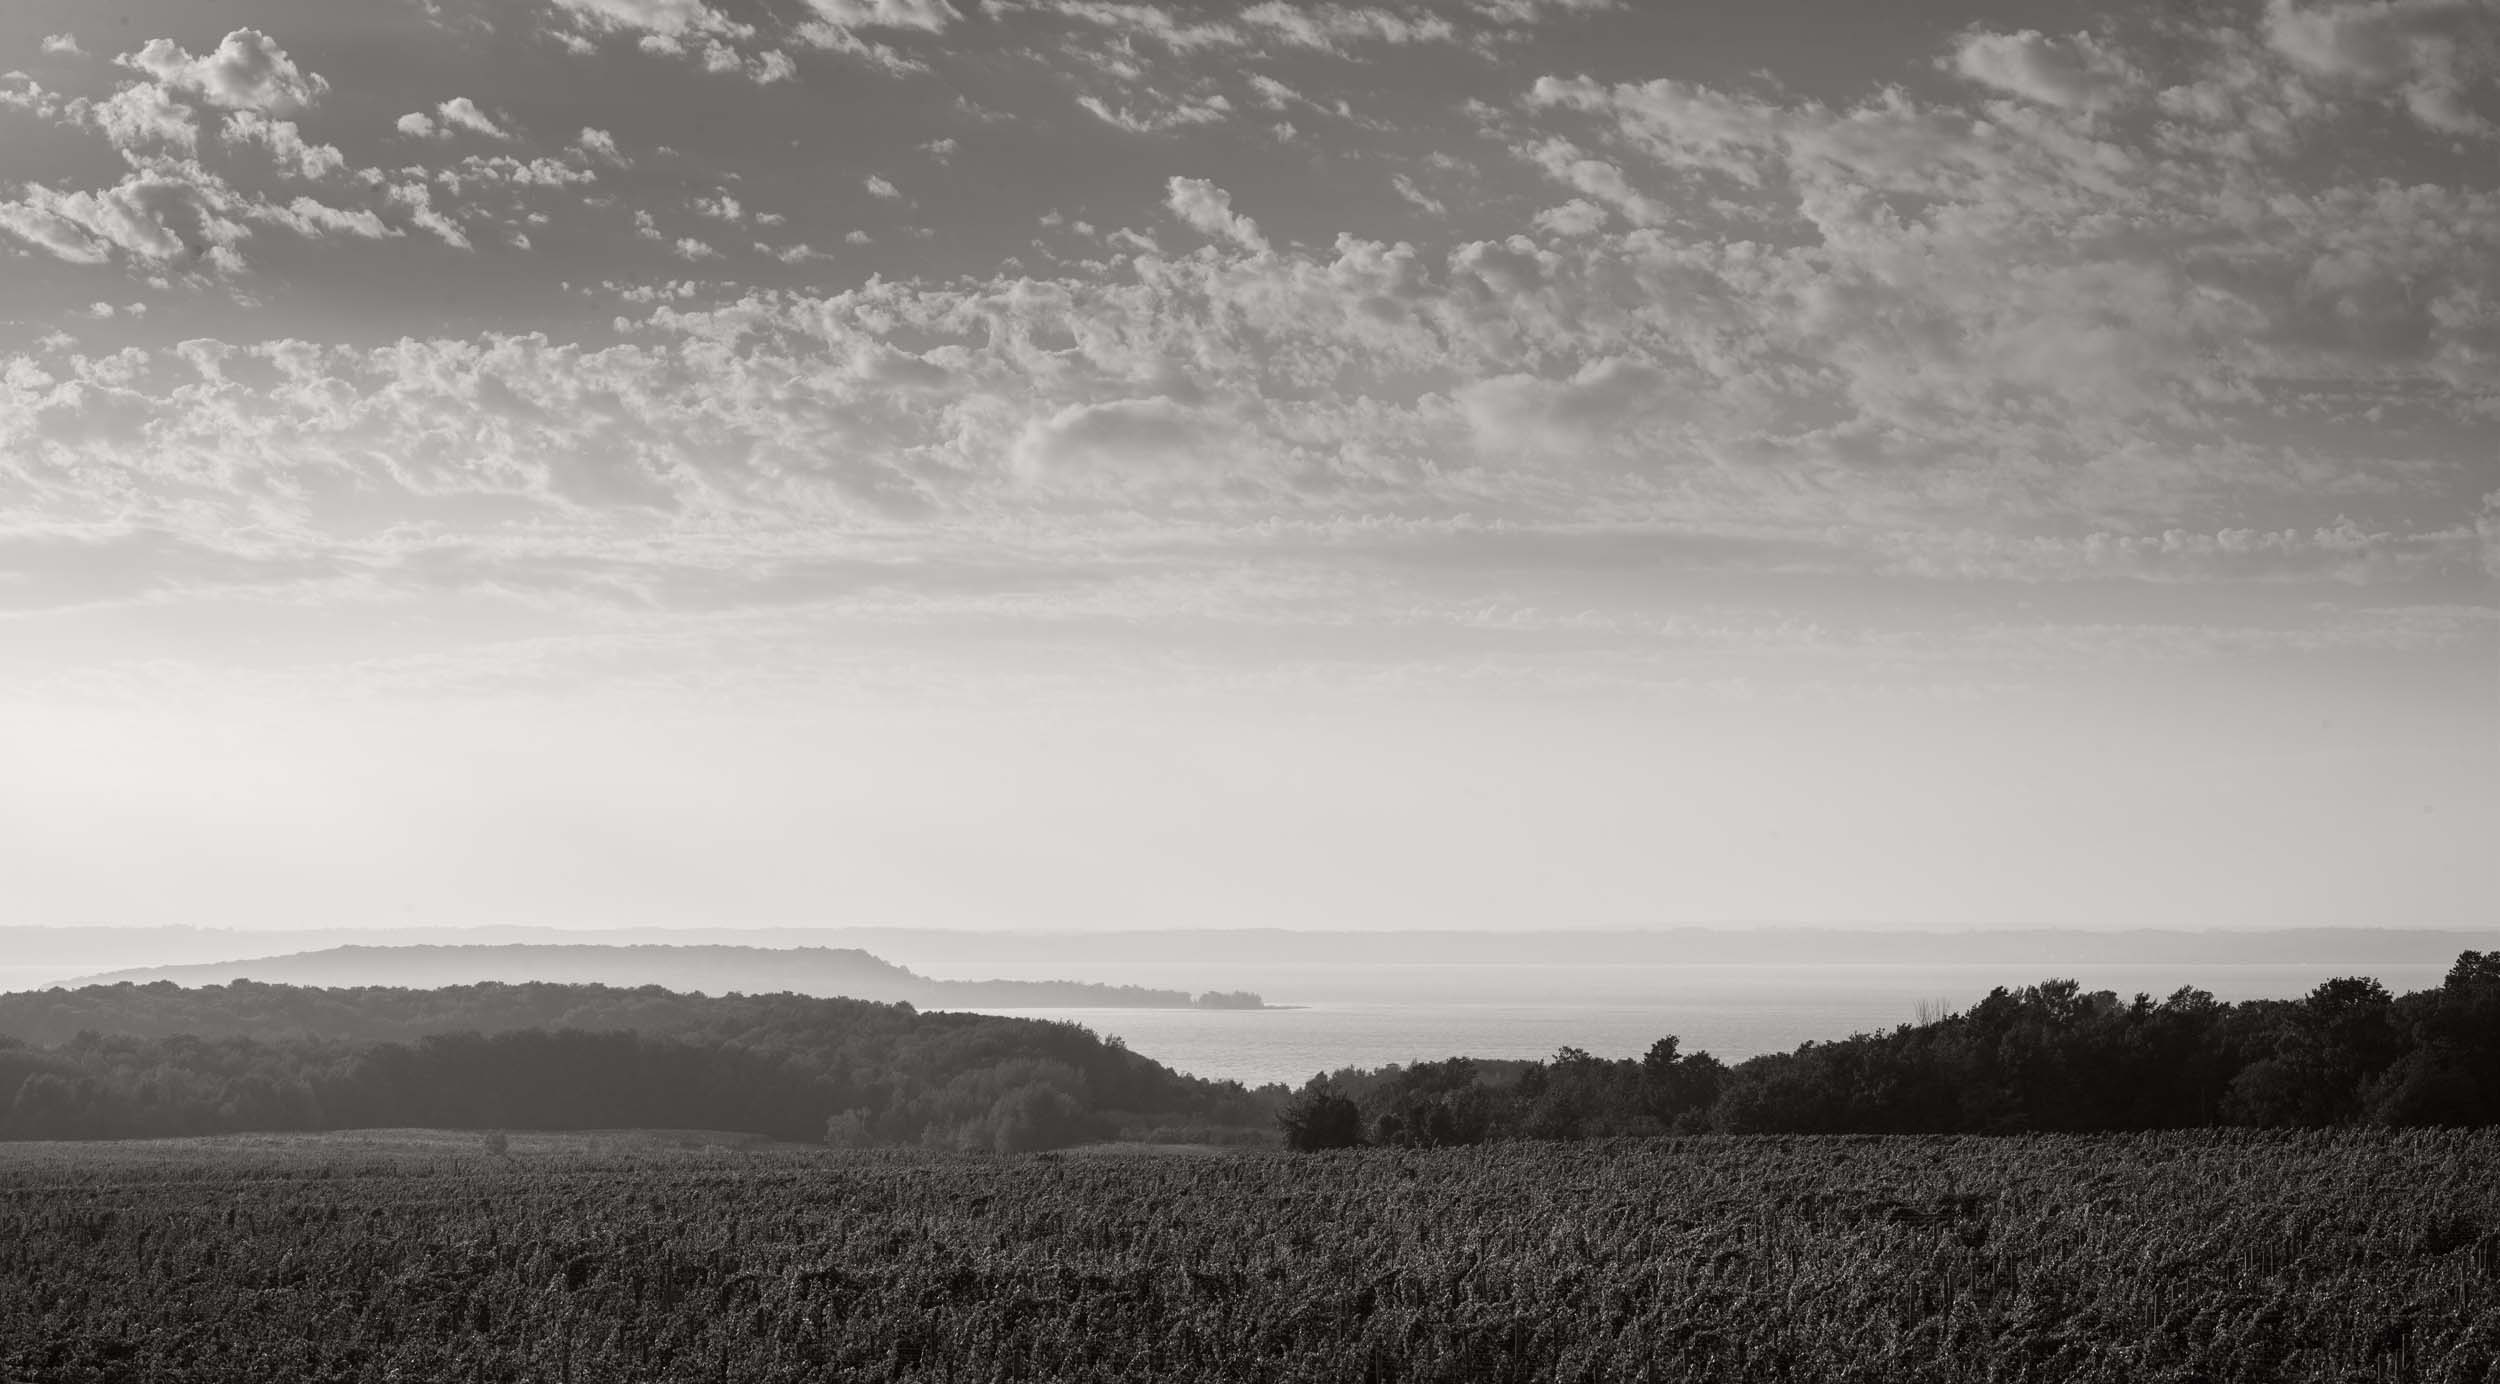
[939,962,2456,1087]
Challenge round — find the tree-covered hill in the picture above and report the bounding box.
[1280,951,2500,1148]
[0,982,1271,1150]
[60,944,1264,1010]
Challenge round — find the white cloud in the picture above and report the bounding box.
[574,128,630,166]
[444,155,596,191]
[0,165,251,269]
[547,0,732,38]
[1391,174,1447,217]
[1531,198,1607,236]
[1456,356,1673,460]
[1240,4,1457,50]
[0,0,2488,710]
[388,182,471,249]
[803,0,960,32]
[262,196,399,241]
[2265,0,2499,135]
[224,112,348,180]
[1247,74,1305,111]
[1950,29,2146,112]
[1010,395,1233,487]
[120,29,328,115]
[1518,140,1673,226]
[0,75,69,120]
[1077,91,1232,132]
[88,83,198,153]
[1165,177,1269,253]
[437,98,512,139]
[864,174,900,199]
[41,35,86,58]
[1469,0,1621,21]
[400,99,513,140]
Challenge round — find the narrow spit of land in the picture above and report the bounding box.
[3,1129,2495,1383]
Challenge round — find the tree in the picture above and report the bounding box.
[823,1109,875,1149]
[1642,1037,1726,1128]
[1277,1080,1363,1152]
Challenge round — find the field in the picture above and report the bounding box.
[3,1130,2496,1382]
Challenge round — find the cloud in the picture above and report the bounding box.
[547,0,731,38]
[1513,48,2500,461]
[804,0,960,31]
[1530,198,1606,236]
[223,112,348,179]
[1165,177,1268,252]
[1390,174,1446,216]
[41,34,85,58]
[437,98,512,139]
[1950,29,2146,112]
[1524,75,1781,185]
[400,99,510,140]
[863,174,900,199]
[1517,140,1674,225]
[0,165,251,269]
[0,0,2488,680]
[1456,357,1673,460]
[574,127,630,166]
[1024,1,1246,51]
[119,29,328,115]
[1239,4,1458,51]
[1077,91,1231,132]
[1010,395,1236,488]
[88,83,198,153]
[387,182,471,249]
[262,196,400,241]
[2265,0,2499,135]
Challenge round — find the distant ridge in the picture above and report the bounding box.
[65,944,1267,1010]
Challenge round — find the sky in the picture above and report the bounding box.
[0,0,2493,932]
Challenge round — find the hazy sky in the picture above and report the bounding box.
[1,0,2493,931]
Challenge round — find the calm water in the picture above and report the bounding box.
[938,961,2456,1087]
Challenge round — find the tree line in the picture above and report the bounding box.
[1280,952,2500,1149]
[0,982,1268,1152]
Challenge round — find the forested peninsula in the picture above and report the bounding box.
[66,944,1265,1011]
[0,983,1266,1151]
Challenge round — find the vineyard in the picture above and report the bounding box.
[4,1129,2496,1382]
